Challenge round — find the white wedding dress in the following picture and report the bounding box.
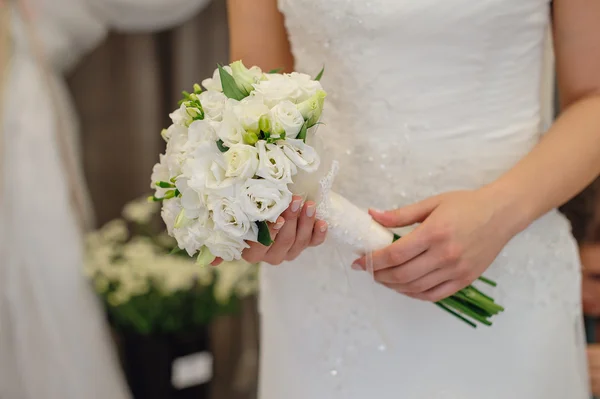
[259,1,589,398]
[0,0,210,398]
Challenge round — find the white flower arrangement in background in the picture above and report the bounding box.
[85,197,259,335]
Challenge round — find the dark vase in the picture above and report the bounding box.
[119,328,212,399]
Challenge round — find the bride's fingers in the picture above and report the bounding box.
[352,225,429,271]
[263,197,303,264]
[242,217,285,264]
[309,220,328,247]
[408,279,466,302]
[369,196,441,228]
[380,267,455,294]
[373,249,447,284]
[285,201,317,261]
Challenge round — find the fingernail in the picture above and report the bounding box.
[292,200,302,213]
[370,208,384,214]
[351,263,362,271]
[306,204,316,217]
[319,223,328,233]
[274,219,285,230]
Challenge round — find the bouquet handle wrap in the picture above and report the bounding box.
[314,161,394,255]
[322,191,394,254]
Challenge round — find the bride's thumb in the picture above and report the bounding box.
[369,196,442,228]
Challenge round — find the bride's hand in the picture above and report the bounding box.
[352,190,518,302]
[213,195,328,266]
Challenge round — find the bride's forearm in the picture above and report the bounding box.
[482,94,600,234]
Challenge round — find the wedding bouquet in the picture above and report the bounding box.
[85,197,258,335]
[150,61,503,327]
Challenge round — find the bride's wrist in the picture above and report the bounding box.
[478,180,536,237]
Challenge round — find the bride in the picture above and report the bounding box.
[227,0,599,398]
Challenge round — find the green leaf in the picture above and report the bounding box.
[216,139,229,153]
[169,247,183,255]
[297,120,309,142]
[257,221,273,246]
[218,64,248,100]
[268,68,283,74]
[315,66,325,81]
[392,233,401,242]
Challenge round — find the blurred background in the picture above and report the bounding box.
[2,0,600,398]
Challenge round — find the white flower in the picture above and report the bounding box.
[163,124,189,177]
[202,66,232,92]
[223,143,259,180]
[199,91,227,121]
[233,95,270,132]
[269,100,305,139]
[123,197,160,224]
[174,218,212,256]
[239,178,292,222]
[151,154,171,197]
[217,101,246,147]
[230,60,264,94]
[279,138,320,172]
[183,141,222,193]
[180,188,208,220]
[252,74,304,108]
[100,220,129,243]
[161,198,182,235]
[162,123,188,143]
[169,103,200,127]
[210,196,258,240]
[206,154,237,192]
[256,140,297,184]
[289,72,323,102]
[205,230,249,262]
[184,120,217,155]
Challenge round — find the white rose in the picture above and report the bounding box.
[202,66,232,92]
[240,178,292,222]
[289,72,323,102]
[205,230,249,262]
[251,74,304,108]
[233,95,270,132]
[210,196,259,241]
[270,100,305,139]
[223,143,259,180]
[199,90,227,121]
[256,140,297,184]
[279,138,320,173]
